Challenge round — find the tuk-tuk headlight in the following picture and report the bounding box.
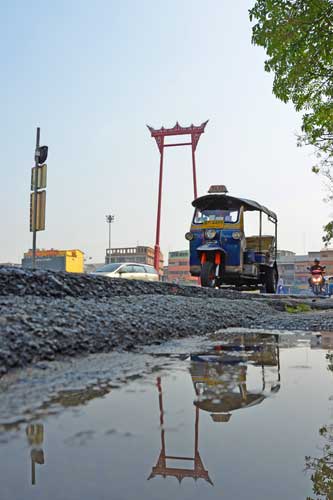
[185,232,194,241]
[232,232,241,240]
[205,229,217,240]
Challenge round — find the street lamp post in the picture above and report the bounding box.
[106,214,115,263]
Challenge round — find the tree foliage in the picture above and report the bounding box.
[249,0,333,243]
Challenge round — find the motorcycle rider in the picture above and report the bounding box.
[308,258,325,289]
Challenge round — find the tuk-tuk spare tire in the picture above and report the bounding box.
[201,262,216,288]
[265,267,277,294]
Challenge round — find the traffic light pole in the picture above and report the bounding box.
[32,127,40,270]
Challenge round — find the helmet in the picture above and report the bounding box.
[314,258,320,263]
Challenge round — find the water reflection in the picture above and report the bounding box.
[149,334,280,487]
[306,337,333,499]
[148,377,213,485]
[305,424,333,500]
[3,332,333,499]
[26,424,45,485]
[0,381,114,435]
[45,382,113,408]
[191,333,280,421]
[22,384,113,487]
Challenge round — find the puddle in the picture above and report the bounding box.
[1,331,333,499]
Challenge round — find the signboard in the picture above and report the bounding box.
[30,190,46,232]
[31,164,47,190]
[208,185,228,194]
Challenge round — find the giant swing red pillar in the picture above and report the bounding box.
[147,121,208,273]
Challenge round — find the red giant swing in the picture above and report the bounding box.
[147,121,208,273]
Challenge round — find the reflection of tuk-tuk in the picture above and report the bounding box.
[185,185,278,291]
[190,334,280,421]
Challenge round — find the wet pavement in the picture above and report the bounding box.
[1,330,333,500]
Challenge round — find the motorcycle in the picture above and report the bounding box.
[308,266,326,295]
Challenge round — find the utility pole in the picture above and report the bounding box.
[106,214,115,263]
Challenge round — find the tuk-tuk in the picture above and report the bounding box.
[185,185,278,292]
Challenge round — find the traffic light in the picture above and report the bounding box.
[35,145,48,164]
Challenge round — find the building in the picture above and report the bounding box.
[22,249,84,273]
[277,249,333,293]
[105,246,164,275]
[276,251,296,293]
[166,250,198,285]
[162,265,169,281]
[276,250,296,259]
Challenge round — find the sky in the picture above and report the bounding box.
[1,0,331,264]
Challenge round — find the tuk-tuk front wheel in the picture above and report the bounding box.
[201,262,216,288]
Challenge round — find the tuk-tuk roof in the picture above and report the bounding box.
[194,393,266,413]
[192,194,277,222]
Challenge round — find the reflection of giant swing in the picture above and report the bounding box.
[148,334,280,485]
[148,376,213,485]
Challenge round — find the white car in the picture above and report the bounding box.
[92,262,159,282]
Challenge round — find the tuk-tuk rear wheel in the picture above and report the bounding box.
[265,267,278,294]
[201,262,216,288]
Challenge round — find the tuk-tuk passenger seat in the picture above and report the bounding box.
[245,235,275,264]
[245,235,274,251]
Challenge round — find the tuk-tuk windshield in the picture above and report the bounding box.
[193,208,239,224]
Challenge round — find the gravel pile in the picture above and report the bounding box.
[0,266,244,299]
[0,294,278,375]
[1,266,333,375]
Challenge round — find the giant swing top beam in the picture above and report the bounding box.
[147,120,209,153]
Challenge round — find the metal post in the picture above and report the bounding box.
[277,341,281,382]
[31,455,36,485]
[275,221,278,260]
[194,405,199,456]
[154,138,164,273]
[32,127,40,270]
[259,211,262,254]
[191,138,198,199]
[108,221,111,263]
